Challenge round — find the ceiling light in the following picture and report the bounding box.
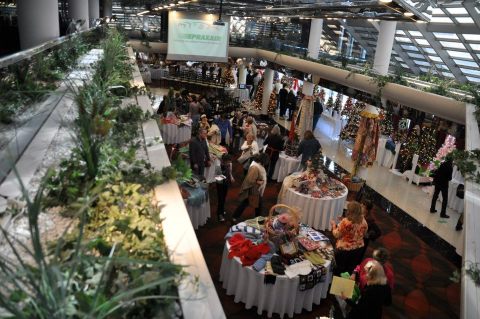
[379,0,392,3]
[416,20,426,23]
[404,11,414,17]
[178,1,185,3]
[169,3,175,6]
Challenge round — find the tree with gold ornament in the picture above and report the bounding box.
[253,78,264,110]
[340,100,364,140]
[325,95,334,114]
[319,88,326,104]
[268,90,277,114]
[379,107,394,137]
[333,93,343,116]
[341,96,354,116]
[223,66,235,86]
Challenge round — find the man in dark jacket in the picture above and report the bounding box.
[278,84,289,119]
[189,128,210,177]
[313,97,324,130]
[430,156,453,218]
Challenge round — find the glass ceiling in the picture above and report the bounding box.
[327,0,480,83]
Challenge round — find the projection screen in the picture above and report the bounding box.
[167,12,229,62]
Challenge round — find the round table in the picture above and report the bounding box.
[272,152,302,183]
[219,242,332,318]
[185,198,210,230]
[278,178,348,230]
[160,123,192,144]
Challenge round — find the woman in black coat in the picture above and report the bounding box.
[286,90,297,121]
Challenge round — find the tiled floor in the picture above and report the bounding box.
[273,114,464,257]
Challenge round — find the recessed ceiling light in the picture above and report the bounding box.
[404,11,414,17]
[379,0,392,3]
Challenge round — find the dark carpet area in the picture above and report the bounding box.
[193,154,460,318]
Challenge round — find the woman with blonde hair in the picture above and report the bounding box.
[344,259,392,319]
[239,132,260,173]
[242,116,257,139]
[330,201,368,275]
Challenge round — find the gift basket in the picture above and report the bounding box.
[342,174,365,192]
[264,204,301,256]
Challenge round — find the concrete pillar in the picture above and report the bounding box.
[17,0,60,50]
[238,64,247,86]
[69,0,89,31]
[373,20,397,75]
[307,18,323,60]
[303,82,315,97]
[337,25,345,54]
[102,0,112,17]
[261,68,274,115]
[89,0,100,27]
[347,36,354,57]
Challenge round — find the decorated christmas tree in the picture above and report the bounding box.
[397,126,437,172]
[333,93,343,116]
[325,95,334,113]
[428,134,456,170]
[223,66,235,86]
[285,135,300,157]
[319,88,326,104]
[268,90,277,114]
[253,78,264,110]
[418,126,437,167]
[341,96,354,117]
[379,107,394,137]
[340,100,364,140]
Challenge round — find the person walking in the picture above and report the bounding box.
[278,84,288,119]
[312,96,324,130]
[264,125,284,180]
[430,155,453,218]
[189,128,211,178]
[286,90,297,121]
[215,154,234,222]
[232,153,270,221]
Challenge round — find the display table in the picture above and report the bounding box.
[278,176,348,230]
[181,181,210,229]
[204,157,221,184]
[225,87,250,102]
[376,137,398,168]
[160,123,192,144]
[149,67,168,80]
[272,152,302,182]
[219,221,333,318]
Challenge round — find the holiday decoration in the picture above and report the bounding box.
[268,90,277,114]
[223,66,236,86]
[325,95,334,113]
[253,78,264,110]
[417,126,437,167]
[379,107,394,137]
[428,134,456,170]
[333,93,343,116]
[397,126,437,172]
[319,88,326,104]
[285,135,300,157]
[341,97,354,117]
[351,105,380,171]
[311,148,325,171]
[340,100,365,141]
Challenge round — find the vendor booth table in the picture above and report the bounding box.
[272,152,302,183]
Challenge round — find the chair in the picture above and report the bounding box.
[402,154,433,186]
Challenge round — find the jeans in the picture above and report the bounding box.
[233,196,263,218]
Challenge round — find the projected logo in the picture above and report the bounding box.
[176,21,224,42]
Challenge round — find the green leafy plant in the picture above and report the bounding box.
[451,149,480,184]
[451,261,480,286]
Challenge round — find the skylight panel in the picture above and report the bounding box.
[408,52,425,59]
[414,60,431,66]
[408,31,422,37]
[466,76,480,83]
[469,44,480,51]
[464,34,480,41]
[447,51,473,59]
[395,37,412,43]
[442,72,455,78]
[455,17,474,24]
[424,48,436,54]
[396,30,406,35]
[429,56,443,62]
[433,33,458,40]
[402,45,419,51]
[394,56,403,61]
[440,41,466,49]
[401,63,409,68]
[460,68,480,76]
[431,17,453,23]
[415,39,429,46]
[436,64,449,70]
[447,7,468,15]
[454,59,479,68]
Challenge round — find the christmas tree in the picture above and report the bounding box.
[311,147,325,171]
[268,90,276,114]
[428,134,456,170]
[319,88,326,104]
[341,97,354,117]
[326,95,334,113]
[397,130,420,172]
[253,78,264,110]
[333,93,343,116]
[397,126,437,172]
[340,100,364,140]
[418,126,437,167]
[285,135,300,157]
[223,66,236,86]
[379,107,394,137]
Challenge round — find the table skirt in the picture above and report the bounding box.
[219,246,332,318]
[161,124,192,144]
[185,198,210,230]
[280,188,347,230]
[272,153,301,183]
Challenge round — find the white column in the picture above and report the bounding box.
[337,25,345,54]
[261,68,274,115]
[238,64,247,85]
[347,36,354,57]
[69,0,89,31]
[89,0,100,26]
[307,18,323,60]
[17,0,60,50]
[103,0,112,17]
[303,82,315,97]
[373,20,397,75]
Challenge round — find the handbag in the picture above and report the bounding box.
[237,149,252,164]
[456,184,464,199]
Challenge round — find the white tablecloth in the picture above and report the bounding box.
[272,152,301,182]
[160,123,192,144]
[140,70,151,84]
[204,158,221,183]
[219,245,332,318]
[185,198,210,230]
[279,181,348,230]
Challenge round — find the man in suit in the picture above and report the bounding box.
[189,128,211,178]
[430,155,453,218]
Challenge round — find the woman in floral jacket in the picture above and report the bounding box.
[330,201,368,276]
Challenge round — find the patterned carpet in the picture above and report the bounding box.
[194,154,460,318]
